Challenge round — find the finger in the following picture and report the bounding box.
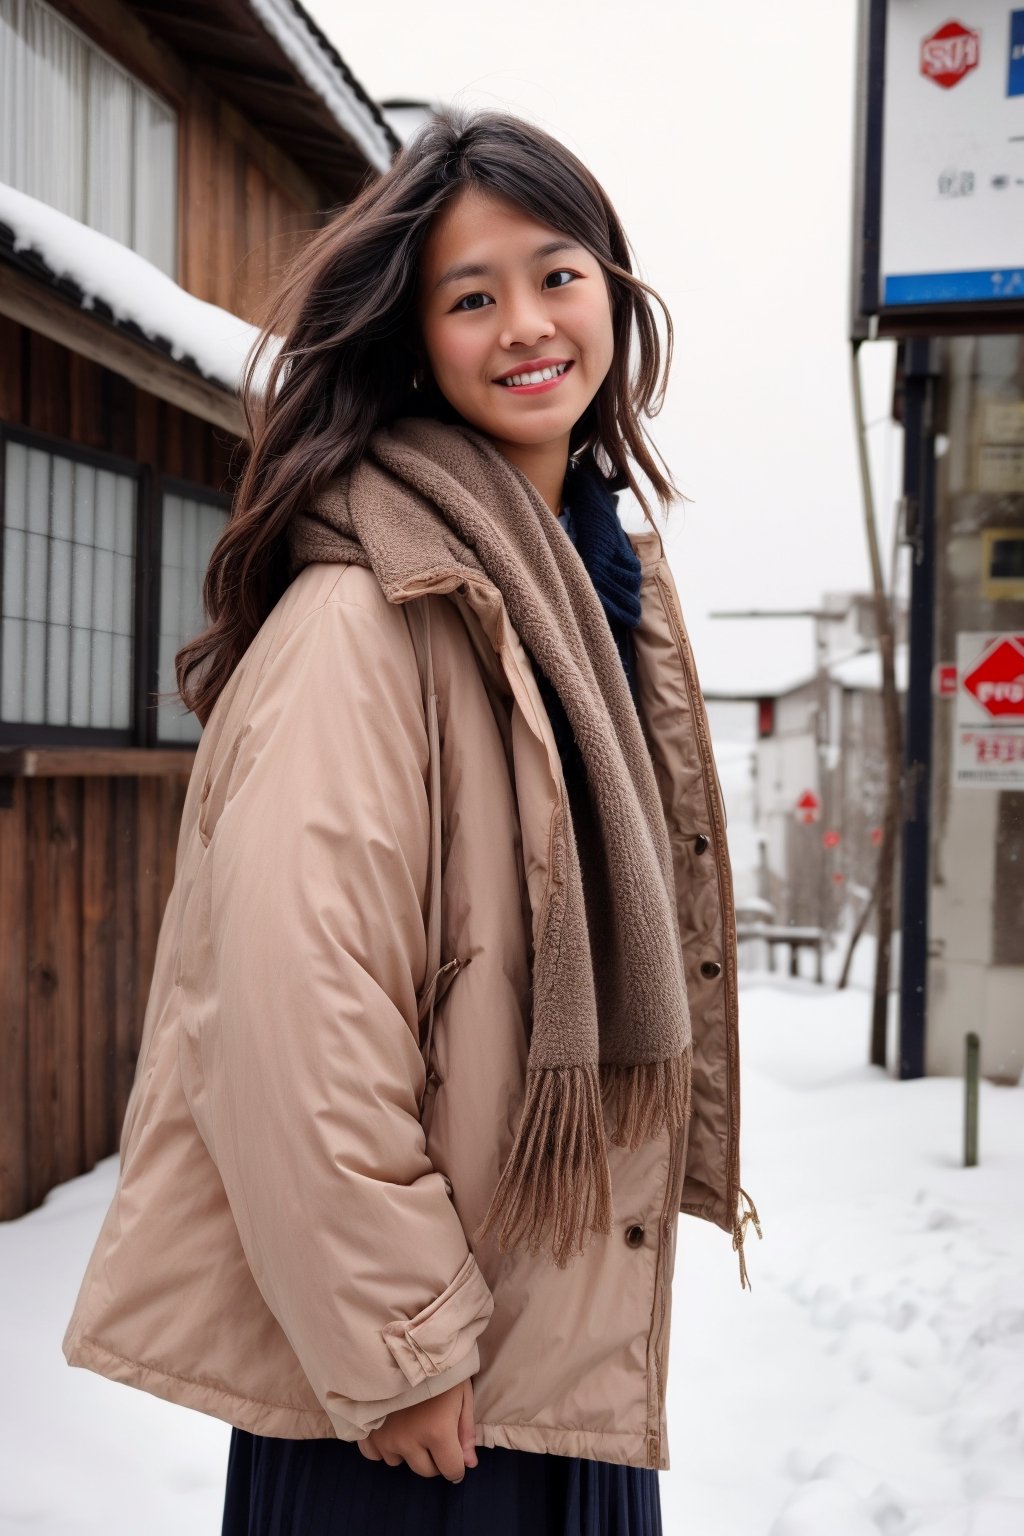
[428,1431,469,1485]
[357,1438,382,1462]
[457,1379,478,1469]
[402,1447,441,1479]
[380,1451,403,1468]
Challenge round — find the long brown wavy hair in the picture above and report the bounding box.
[176,105,680,727]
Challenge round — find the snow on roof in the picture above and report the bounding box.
[0,182,279,396]
[380,101,443,145]
[829,644,909,693]
[688,614,822,699]
[247,0,394,173]
[696,614,910,700]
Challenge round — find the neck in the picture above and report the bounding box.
[488,433,571,518]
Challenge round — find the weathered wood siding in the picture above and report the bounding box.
[0,314,239,481]
[0,772,187,1219]
[179,78,324,324]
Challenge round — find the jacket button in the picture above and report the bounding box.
[625,1222,646,1248]
[700,960,722,979]
[693,833,710,855]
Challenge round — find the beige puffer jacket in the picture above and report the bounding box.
[62,522,752,1472]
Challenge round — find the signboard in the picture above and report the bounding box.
[955,631,1024,786]
[853,1,1024,334]
[933,661,958,696]
[975,401,1024,497]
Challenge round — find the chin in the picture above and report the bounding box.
[486,408,579,444]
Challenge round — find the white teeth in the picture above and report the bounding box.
[500,362,569,387]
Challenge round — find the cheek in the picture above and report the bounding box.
[566,290,614,370]
[592,305,616,368]
[426,322,487,389]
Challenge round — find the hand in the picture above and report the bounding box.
[356,1376,478,1482]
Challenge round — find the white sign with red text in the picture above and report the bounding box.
[955,631,1024,787]
[881,2,1024,308]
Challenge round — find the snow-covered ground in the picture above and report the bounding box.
[4,958,1021,1536]
[663,975,1024,1536]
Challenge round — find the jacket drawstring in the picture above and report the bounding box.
[733,1186,763,1291]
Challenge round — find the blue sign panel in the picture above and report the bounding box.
[885,270,1024,305]
[1010,9,1024,96]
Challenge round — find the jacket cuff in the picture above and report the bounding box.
[330,1343,481,1440]
[381,1252,494,1389]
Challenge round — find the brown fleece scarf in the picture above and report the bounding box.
[287,415,692,1269]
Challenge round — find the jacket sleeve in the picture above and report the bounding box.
[177,583,493,1439]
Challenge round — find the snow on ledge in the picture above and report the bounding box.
[247,0,393,173]
[829,644,908,693]
[0,182,279,397]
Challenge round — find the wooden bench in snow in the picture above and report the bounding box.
[735,923,826,984]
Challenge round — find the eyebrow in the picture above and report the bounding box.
[433,239,584,292]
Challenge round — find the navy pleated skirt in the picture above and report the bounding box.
[221,1425,663,1536]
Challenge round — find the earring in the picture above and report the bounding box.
[411,368,424,393]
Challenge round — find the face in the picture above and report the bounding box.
[416,186,615,457]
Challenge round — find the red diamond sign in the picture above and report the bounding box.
[921,21,980,89]
[963,636,1024,718]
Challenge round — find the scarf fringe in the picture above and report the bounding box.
[473,1047,693,1270]
[600,1045,693,1151]
[474,1065,613,1270]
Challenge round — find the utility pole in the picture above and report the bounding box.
[851,340,904,1072]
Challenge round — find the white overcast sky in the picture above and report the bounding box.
[308,0,902,693]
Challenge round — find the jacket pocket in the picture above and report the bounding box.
[416,955,465,1039]
[416,955,468,1138]
[198,725,249,847]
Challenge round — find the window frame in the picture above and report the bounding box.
[0,426,230,751]
[151,475,231,750]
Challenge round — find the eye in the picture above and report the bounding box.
[452,291,494,313]
[544,269,578,289]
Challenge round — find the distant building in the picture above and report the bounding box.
[707,592,908,933]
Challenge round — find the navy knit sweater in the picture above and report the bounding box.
[532,457,644,780]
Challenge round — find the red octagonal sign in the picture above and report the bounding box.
[921,20,980,89]
[963,636,1024,718]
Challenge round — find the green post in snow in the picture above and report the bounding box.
[964,1032,980,1168]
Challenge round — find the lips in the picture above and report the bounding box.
[497,354,577,387]
[495,360,574,389]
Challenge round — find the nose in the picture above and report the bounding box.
[499,285,555,351]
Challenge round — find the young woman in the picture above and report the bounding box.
[62,107,759,1535]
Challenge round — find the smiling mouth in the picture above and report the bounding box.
[496,361,574,389]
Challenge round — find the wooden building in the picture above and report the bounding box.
[0,0,398,1219]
